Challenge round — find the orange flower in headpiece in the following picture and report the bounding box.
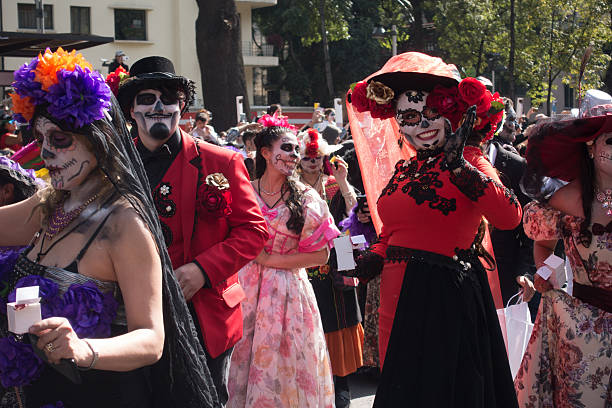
[34,47,93,91]
[10,93,35,122]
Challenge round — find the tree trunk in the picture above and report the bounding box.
[318,0,335,101]
[508,0,516,101]
[475,37,485,76]
[546,8,555,116]
[195,0,249,131]
[409,0,425,52]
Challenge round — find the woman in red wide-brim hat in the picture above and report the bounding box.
[515,107,612,407]
[347,52,521,407]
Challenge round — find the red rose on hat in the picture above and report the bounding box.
[426,85,468,130]
[350,81,371,113]
[458,77,487,106]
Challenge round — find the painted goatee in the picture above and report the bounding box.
[150,122,171,140]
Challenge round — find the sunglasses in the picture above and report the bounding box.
[301,156,323,163]
[136,92,179,106]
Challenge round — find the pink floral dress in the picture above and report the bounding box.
[515,201,612,408]
[227,188,337,408]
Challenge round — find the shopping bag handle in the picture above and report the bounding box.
[506,290,524,308]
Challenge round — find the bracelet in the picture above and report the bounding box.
[78,339,99,371]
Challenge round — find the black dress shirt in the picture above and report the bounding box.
[136,131,182,191]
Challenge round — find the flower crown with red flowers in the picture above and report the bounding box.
[349,77,504,141]
[105,66,130,97]
[10,47,112,129]
[305,128,319,159]
[257,112,298,132]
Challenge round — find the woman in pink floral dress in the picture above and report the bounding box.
[515,111,612,407]
[227,121,337,408]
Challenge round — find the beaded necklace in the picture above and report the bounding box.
[45,193,99,240]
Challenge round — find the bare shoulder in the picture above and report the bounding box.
[548,180,583,218]
[101,197,150,243]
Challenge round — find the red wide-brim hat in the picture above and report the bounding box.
[526,113,612,182]
[365,52,462,94]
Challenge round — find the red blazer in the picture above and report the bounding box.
[155,131,268,358]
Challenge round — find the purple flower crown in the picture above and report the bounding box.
[10,48,111,129]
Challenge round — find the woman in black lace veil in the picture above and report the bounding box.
[1,51,218,405]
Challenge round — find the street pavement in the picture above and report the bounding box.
[349,372,378,407]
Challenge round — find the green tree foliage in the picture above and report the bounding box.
[255,0,611,109]
[254,0,411,106]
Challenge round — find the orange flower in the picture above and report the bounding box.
[34,47,93,91]
[10,93,35,122]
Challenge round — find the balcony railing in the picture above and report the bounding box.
[242,41,275,57]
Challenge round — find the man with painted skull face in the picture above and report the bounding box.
[348,52,521,407]
[117,56,268,405]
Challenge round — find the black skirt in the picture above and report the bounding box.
[373,248,518,408]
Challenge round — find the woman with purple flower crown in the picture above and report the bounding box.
[0,48,219,407]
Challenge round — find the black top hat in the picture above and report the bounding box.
[117,56,195,118]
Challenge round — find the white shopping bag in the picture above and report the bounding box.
[496,291,534,379]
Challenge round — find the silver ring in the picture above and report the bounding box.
[45,342,55,353]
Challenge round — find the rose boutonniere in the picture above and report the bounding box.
[198,173,232,218]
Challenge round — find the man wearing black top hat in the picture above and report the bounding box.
[117,56,268,405]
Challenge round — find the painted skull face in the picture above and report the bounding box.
[131,88,182,142]
[270,132,300,176]
[395,90,446,151]
[300,155,324,175]
[35,116,97,191]
[592,132,612,177]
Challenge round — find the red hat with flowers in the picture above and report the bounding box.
[348,52,462,121]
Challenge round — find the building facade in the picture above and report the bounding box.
[2,0,278,108]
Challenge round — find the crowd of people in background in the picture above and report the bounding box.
[0,48,609,408]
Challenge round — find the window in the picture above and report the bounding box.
[70,6,90,35]
[114,9,146,41]
[17,3,53,30]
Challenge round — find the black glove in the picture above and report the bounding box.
[443,105,477,171]
[353,250,385,282]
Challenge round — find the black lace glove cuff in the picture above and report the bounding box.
[353,250,385,282]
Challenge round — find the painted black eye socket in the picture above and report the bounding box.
[136,93,157,105]
[49,131,74,149]
[605,137,612,145]
[280,143,296,152]
[160,94,179,105]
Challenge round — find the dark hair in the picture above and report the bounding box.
[577,143,595,246]
[242,130,256,143]
[254,126,305,234]
[195,110,210,123]
[324,108,335,117]
[267,104,281,115]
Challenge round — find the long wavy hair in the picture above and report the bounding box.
[255,126,305,234]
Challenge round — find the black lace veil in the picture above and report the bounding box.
[61,95,219,407]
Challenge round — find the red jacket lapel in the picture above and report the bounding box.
[179,130,199,264]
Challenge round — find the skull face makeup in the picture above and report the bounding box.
[35,116,97,191]
[300,155,324,175]
[395,90,447,151]
[131,88,182,142]
[270,132,300,176]
[592,132,612,177]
